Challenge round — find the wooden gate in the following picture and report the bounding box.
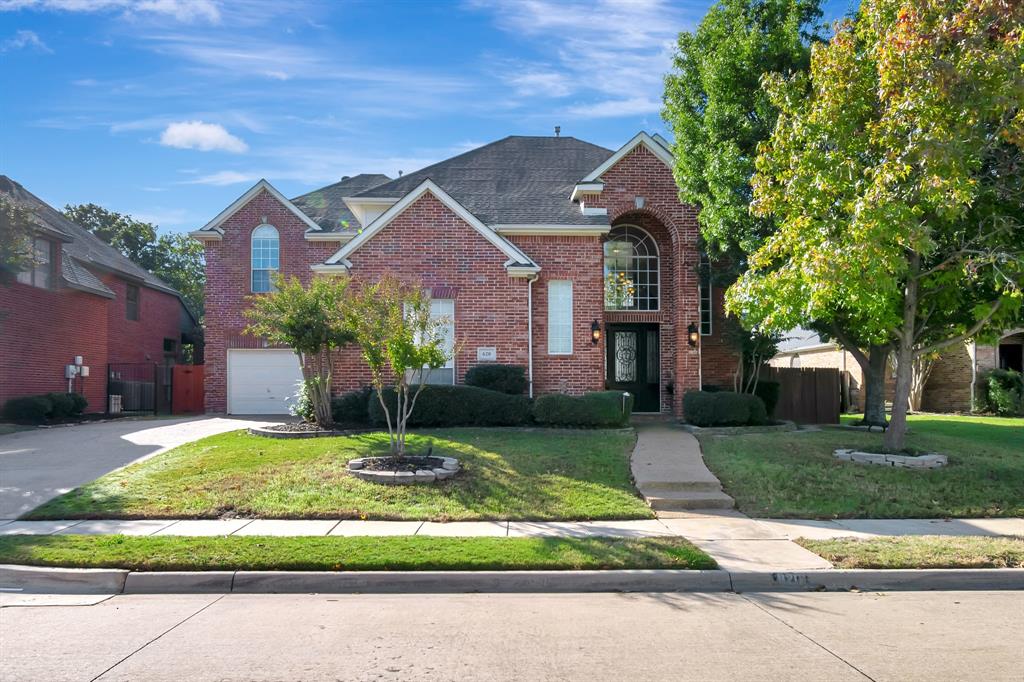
[762,367,840,424]
[172,365,204,414]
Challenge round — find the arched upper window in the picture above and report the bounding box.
[251,224,279,293]
[603,225,659,311]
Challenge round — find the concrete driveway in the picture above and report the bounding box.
[0,416,276,519]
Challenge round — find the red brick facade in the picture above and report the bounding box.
[0,243,189,413]
[200,140,740,415]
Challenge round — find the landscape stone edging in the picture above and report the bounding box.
[347,456,460,484]
[834,448,947,469]
[5,564,1024,595]
[681,421,797,436]
[247,426,372,439]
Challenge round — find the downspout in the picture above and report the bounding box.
[968,340,977,413]
[526,274,537,398]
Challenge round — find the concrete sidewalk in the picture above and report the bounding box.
[630,423,734,510]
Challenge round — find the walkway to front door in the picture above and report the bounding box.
[606,323,660,412]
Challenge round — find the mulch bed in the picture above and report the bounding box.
[359,455,446,472]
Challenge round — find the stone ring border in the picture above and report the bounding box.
[347,456,460,484]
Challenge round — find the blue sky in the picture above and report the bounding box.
[1,0,853,235]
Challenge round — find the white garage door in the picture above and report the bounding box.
[227,349,303,415]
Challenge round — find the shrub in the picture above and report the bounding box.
[45,392,76,419]
[753,380,781,418]
[286,380,315,423]
[368,385,532,427]
[982,369,1023,416]
[331,387,372,425]
[2,395,53,424]
[68,392,88,415]
[464,364,528,395]
[532,391,634,428]
[683,391,768,427]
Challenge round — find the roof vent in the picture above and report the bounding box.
[340,175,350,182]
[398,170,403,177]
[554,126,561,137]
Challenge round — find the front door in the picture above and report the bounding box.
[606,324,660,412]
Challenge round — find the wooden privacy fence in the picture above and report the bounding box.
[762,367,841,424]
[172,365,204,414]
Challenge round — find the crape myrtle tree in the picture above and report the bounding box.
[244,275,355,429]
[663,0,829,396]
[729,0,1024,449]
[347,274,452,457]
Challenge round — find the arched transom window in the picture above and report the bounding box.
[251,224,280,293]
[604,225,659,311]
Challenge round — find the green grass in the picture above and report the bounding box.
[797,535,1024,569]
[0,535,715,571]
[699,413,1024,519]
[0,423,32,436]
[26,428,653,522]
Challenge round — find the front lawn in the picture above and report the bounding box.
[26,428,653,522]
[0,535,714,571]
[699,414,1023,518]
[797,535,1024,569]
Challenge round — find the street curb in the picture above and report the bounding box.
[4,564,1024,594]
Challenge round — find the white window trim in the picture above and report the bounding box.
[251,224,280,293]
[547,280,573,356]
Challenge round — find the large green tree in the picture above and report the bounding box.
[663,0,824,260]
[62,203,205,316]
[731,0,1024,448]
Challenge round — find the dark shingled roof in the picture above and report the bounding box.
[351,136,615,226]
[291,173,391,230]
[0,175,185,301]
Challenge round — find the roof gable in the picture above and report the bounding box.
[579,131,674,183]
[191,179,322,237]
[324,179,538,276]
[290,173,391,231]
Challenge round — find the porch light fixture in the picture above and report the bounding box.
[591,320,602,345]
[687,323,700,347]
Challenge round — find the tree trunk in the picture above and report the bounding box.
[884,261,920,451]
[862,345,890,426]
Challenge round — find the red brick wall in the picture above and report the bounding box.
[103,275,185,365]
[509,235,605,396]
[203,188,337,412]
[584,142,738,413]
[0,246,109,412]
[333,194,538,392]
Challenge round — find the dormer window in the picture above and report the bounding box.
[251,224,279,293]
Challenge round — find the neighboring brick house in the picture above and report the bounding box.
[191,133,738,415]
[0,176,199,413]
[770,327,1024,413]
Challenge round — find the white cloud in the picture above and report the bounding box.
[470,0,697,117]
[1,29,51,52]
[184,170,256,186]
[0,0,221,23]
[160,120,248,153]
[564,97,662,119]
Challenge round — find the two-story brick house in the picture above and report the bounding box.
[0,176,199,413]
[191,132,738,415]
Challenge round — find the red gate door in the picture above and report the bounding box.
[172,365,204,414]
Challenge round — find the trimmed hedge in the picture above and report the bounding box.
[464,364,528,395]
[2,392,88,424]
[331,387,372,425]
[532,391,634,428]
[753,380,781,418]
[368,385,532,427]
[683,391,768,427]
